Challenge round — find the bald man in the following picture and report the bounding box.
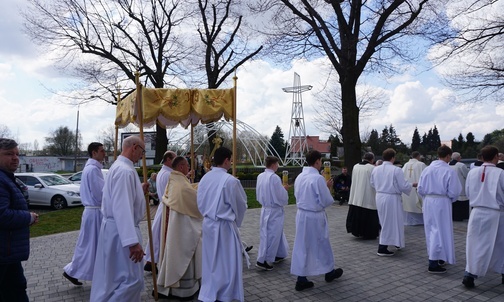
[90,136,149,301]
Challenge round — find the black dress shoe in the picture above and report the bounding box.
[63,272,83,286]
[274,257,285,263]
[295,281,314,291]
[325,268,343,282]
[462,276,475,288]
[144,261,152,272]
[428,266,446,274]
[144,262,158,274]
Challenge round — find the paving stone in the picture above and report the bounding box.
[24,203,503,301]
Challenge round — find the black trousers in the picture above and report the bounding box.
[0,262,29,302]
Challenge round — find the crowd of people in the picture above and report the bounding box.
[1,134,503,301]
[346,145,504,284]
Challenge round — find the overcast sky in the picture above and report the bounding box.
[1,0,503,152]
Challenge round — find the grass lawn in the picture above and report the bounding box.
[30,188,296,238]
[30,206,84,238]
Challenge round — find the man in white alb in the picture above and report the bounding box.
[255,156,289,271]
[462,145,504,288]
[418,145,462,274]
[371,148,414,257]
[144,150,176,273]
[63,142,106,285]
[291,150,343,291]
[197,147,248,302]
[402,151,426,225]
[90,136,149,301]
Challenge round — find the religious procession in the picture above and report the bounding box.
[4,0,504,300]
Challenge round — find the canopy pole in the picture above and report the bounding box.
[190,123,195,182]
[232,71,237,176]
[114,90,121,161]
[135,71,158,301]
[114,125,119,161]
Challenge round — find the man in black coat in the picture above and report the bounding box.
[0,138,38,301]
[333,167,351,205]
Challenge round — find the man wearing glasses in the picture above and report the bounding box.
[90,136,149,301]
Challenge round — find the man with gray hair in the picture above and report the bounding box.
[497,153,504,170]
[449,152,470,221]
[90,135,149,301]
[0,138,38,301]
[346,152,379,240]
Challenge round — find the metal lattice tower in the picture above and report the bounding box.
[283,72,312,166]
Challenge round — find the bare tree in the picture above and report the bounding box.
[0,124,12,138]
[195,0,263,152]
[24,0,194,163]
[429,0,504,101]
[45,126,78,156]
[252,0,439,170]
[314,74,386,139]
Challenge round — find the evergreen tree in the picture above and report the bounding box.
[456,133,465,152]
[464,132,478,158]
[451,137,459,152]
[329,135,342,158]
[432,125,441,149]
[269,125,286,159]
[411,127,421,151]
[367,129,380,154]
[466,132,476,146]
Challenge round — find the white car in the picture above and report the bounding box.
[68,169,108,184]
[15,173,82,210]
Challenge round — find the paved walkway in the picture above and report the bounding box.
[25,204,503,301]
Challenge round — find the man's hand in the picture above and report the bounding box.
[29,212,39,226]
[326,178,334,189]
[129,243,144,263]
[142,182,149,195]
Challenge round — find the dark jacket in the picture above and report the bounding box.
[0,169,31,264]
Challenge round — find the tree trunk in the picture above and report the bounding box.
[155,124,168,164]
[340,76,362,173]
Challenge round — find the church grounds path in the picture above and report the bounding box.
[25,204,504,301]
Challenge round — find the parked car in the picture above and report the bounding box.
[68,169,109,184]
[15,177,30,205]
[15,173,82,210]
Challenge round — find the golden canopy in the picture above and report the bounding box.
[115,86,235,128]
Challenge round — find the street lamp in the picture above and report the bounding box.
[73,104,80,172]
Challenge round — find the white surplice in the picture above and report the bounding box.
[90,155,146,302]
[418,160,461,264]
[465,163,504,277]
[450,162,469,201]
[256,168,289,264]
[197,167,247,302]
[370,161,412,248]
[348,162,376,210]
[291,167,335,276]
[64,158,104,281]
[145,164,173,263]
[402,158,426,225]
